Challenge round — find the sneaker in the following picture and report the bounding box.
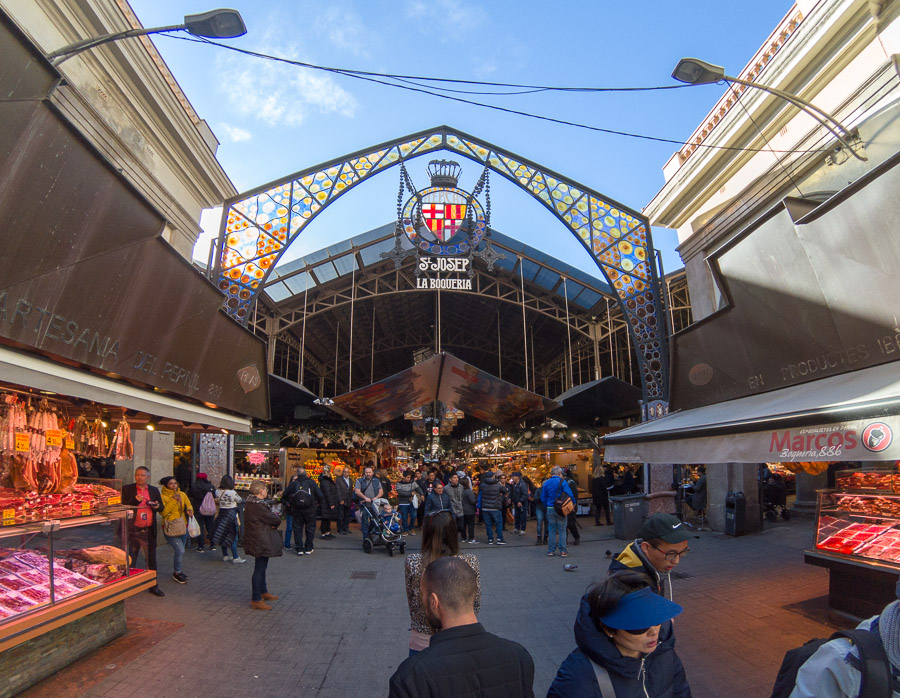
[487,540,494,545]
[297,550,305,556]
[560,551,570,558]
[232,557,247,564]
[519,530,526,536]
[172,572,187,584]
[209,546,217,552]
[496,540,507,545]
[305,549,314,554]
[222,556,233,562]
[468,539,479,544]
[284,545,292,550]
[547,551,555,556]
[408,530,416,536]
[196,548,205,553]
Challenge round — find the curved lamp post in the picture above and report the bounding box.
[47,8,246,65]
[672,57,866,161]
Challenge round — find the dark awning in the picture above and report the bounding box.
[603,362,900,463]
[0,13,269,422]
[268,373,319,423]
[327,352,559,428]
[552,376,641,427]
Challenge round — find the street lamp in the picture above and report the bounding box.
[47,8,247,66]
[672,57,865,161]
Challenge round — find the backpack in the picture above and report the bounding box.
[199,491,216,516]
[291,481,315,510]
[553,478,575,516]
[770,628,892,698]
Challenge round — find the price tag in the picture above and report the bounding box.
[64,437,75,450]
[45,430,62,447]
[14,433,29,452]
[2,509,14,520]
[2,517,16,527]
[81,502,91,514]
[106,496,121,506]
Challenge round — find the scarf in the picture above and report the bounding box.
[879,600,900,669]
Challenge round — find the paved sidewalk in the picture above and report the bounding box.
[33,516,844,697]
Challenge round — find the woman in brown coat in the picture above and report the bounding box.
[243,480,283,610]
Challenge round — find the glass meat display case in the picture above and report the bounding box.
[0,510,141,624]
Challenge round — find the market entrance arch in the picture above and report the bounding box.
[212,126,668,407]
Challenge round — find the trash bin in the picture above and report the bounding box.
[725,491,746,536]
[610,494,644,540]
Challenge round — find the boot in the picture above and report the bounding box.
[251,600,272,611]
[261,592,279,601]
[534,537,542,546]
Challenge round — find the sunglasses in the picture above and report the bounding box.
[621,625,657,635]
[649,544,690,561]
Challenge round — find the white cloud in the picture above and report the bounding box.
[216,37,358,129]
[405,0,487,33]
[220,123,253,142]
[315,7,372,58]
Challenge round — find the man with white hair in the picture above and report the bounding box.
[541,466,575,558]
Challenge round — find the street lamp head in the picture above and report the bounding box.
[672,58,725,85]
[183,9,247,39]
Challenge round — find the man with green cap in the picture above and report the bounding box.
[608,513,692,600]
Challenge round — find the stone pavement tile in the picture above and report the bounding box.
[57,516,846,697]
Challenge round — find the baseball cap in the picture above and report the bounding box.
[640,513,693,543]
[598,587,683,630]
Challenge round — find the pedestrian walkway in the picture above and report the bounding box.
[27,516,842,697]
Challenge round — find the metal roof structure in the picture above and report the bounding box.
[250,222,637,416]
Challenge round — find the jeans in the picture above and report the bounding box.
[361,506,374,539]
[483,509,503,542]
[164,533,186,573]
[535,508,547,538]
[223,538,238,559]
[284,513,294,547]
[251,556,269,601]
[546,508,567,553]
[194,513,215,549]
[514,505,527,532]
[398,503,414,532]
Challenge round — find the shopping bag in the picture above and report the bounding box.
[187,515,201,538]
[199,491,216,516]
[411,493,419,509]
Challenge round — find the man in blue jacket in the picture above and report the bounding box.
[541,466,575,557]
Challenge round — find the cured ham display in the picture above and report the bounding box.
[0,549,102,617]
[109,419,133,461]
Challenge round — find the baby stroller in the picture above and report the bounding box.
[360,498,406,556]
[762,476,790,521]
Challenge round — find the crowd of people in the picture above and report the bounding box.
[121,460,899,697]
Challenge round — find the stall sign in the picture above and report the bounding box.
[64,437,75,450]
[248,451,266,466]
[45,430,62,447]
[106,496,121,506]
[14,433,29,452]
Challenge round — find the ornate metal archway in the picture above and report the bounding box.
[212,126,669,407]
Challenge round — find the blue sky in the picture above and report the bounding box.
[129,0,793,277]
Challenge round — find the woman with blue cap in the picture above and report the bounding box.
[548,570,691,697]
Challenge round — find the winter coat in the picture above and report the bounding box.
[623,470,637,494]
[510,479,530,506]
[160,488,192,525]
[478,474,507,511]
[462,487,477,515]
[609,540,673,600]
[335,474,352,506]
[591,476,610,505]
[534,487,547,512]
[283,475,323,513]
[691,474,707,511]
[396,480,424,505]
[243,498,283,559]
[318,475,339,520]
[445,482,465,517]
[541,476,574,508]
[548,594,688,698]
[416,477,437,500]
[187,478,215,510]
[790,614,900,698]
[424,490,452,516]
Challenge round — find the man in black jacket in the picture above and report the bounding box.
[334,466,353,535]
[509,471,530,536]
[282,466,323,556]
[121,466,165,597]
[389,557,534,697]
